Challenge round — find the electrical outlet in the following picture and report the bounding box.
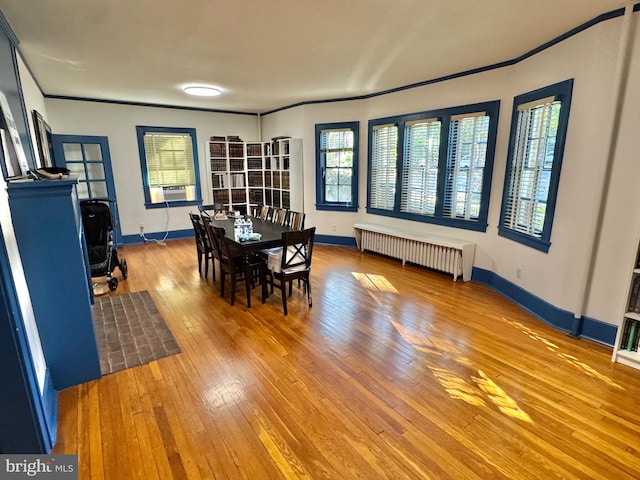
[139,224,144,237]
[331,224,336,232]
[516,266,522,279]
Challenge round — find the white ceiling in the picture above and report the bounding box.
[0,0,628,114]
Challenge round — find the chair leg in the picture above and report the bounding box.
[197,251,203,274]
[281,282,288,315]
[244,265,252,308]
[230,273,236,306]
[211,258,216,282]
[204,254,209,279]
[307,277,312,307]
[261,268,268,303]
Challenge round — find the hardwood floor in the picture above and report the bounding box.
[53,238,640,479]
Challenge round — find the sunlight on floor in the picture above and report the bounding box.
[500,317,624,390]
[390,318,534,424]
[351,272,399,294]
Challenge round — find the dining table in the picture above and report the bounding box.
[208,215,292,307]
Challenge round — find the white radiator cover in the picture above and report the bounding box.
[354,223,475,281]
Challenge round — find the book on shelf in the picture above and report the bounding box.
[622,319,638,351]
[630,275,640,312]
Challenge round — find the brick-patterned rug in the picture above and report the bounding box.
[92,290,181,375]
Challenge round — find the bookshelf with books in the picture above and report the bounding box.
[207,136,303,215]
[265,137,302,211]
[612,241,640,370]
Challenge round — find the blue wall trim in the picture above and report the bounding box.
[315,234,357,247]
[472,267,617,346]
[40,368,57,447]
[45,94,258,117]
[123,228,194,245]
[0,9,19,46]
[261,6,627,115]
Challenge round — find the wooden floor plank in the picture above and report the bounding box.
[52,239,640,479]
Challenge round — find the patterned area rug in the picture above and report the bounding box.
[92,290,181,375]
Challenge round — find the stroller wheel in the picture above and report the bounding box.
[108,277,119,291]
[120,258,128,279]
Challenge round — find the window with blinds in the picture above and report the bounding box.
[444,113,490,220]
[369,124,398,211]
[366,101,499,232]
[401,118,441,215]
[143,132,196,188]
[316,122,359,211]
[136,126,201,208]
[498,79,573,252]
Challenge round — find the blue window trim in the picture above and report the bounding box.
[366,100,500,232]
[136,125,202,209]
[497,79,574,253]
[315,121,359,212]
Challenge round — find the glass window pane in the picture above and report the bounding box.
[326,152,340,167]
[63,143,83,161]
[76,181,89,198]
[67,162,86,180]
[90,181,108,198]
[86,162,105,180]
[325,168,339,186]
[338,186,352,203]
[325,185,338,202]
[338,168,352,185]
[83,144,103,161]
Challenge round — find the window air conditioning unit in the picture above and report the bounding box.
[162,186,188,202]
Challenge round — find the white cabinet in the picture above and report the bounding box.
[207,137,303,214]
[612,243,640,370]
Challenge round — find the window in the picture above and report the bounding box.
[136,126,201,209]
[315,122,359,211]
[498,79,573,252]
[367,101,499,231]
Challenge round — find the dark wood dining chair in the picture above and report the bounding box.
[210,226,264,307]
[272,207,286,225]
[189,213,214,279]
[263,205,275,222]
[283,210,305,230]
[262,227,315,315]
[201,214,222,282]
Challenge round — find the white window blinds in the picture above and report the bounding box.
[401,119,441,215]
[444,113,489,220]
[503,99,561,237]
[370,124,398,210]
[143,132,196,188]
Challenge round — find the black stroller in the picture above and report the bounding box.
[80,199,128,291]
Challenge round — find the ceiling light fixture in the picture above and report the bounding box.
[183,85,222,97]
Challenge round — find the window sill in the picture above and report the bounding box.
[315,203,358,212]
[497,227,550,253]
[365,208,488,232]
[144,199,201,209]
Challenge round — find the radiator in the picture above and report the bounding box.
[354,224,475,281]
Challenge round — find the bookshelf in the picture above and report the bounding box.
[207,136,302,214]
[612,242,640,370]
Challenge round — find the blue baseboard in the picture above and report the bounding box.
[315,234,357,247]
[472,267,617,346]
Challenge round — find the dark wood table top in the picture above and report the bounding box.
[208,216,292,252]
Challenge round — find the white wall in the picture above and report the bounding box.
[34,13,640,331]
[44,99,259,236]
[261,15,629,328]
[17,55,48,168]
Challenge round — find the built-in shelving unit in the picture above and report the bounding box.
[612,244,640,370]
[207,136,302,214]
